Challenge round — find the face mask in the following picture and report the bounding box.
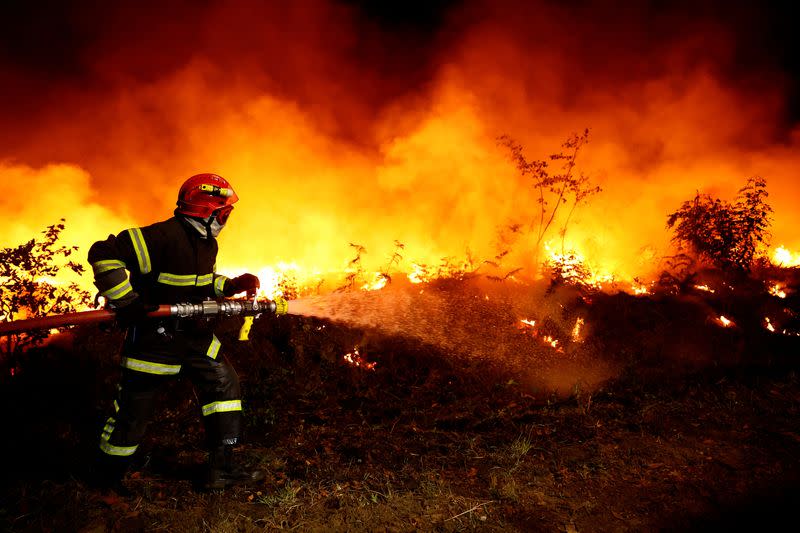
[208,217,225,238]
[184,215,225,239]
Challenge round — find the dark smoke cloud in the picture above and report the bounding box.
[1,1,795,161]
[0,0,461,156]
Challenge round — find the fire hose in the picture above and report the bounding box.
[0,297,290,340]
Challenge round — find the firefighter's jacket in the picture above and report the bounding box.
[90,217,242,455]
[88,216,229,309]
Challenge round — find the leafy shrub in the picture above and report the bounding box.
[0,220,92,358]
[666,177,772,272]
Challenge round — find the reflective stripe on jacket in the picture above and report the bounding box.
[88,216,228,305]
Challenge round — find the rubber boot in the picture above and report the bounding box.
[205,445,265,490]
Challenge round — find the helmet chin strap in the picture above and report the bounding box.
[182,214,225,239]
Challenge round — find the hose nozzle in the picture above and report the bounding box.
[238,296,288,341]
[272,296,289,315]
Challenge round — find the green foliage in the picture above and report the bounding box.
[666,176,772,272]
[0,220,92,356]
[498,129,601,267]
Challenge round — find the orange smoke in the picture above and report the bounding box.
[2,0,798,295]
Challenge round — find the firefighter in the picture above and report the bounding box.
[88,173,264,490]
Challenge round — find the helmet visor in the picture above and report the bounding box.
[215,205,234,225]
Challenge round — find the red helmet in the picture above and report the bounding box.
[176,173,239,222]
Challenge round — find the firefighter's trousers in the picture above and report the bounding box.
[98,323,242,460]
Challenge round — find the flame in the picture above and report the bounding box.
[769,284,787,299]
[542,335,559,349]
[408,264,431,284]
[632,283,651,295]
[772,246,800,267]
[764,317,776,332]
[544,242,615,289]
[2,2,800,306]
[571,318,585,342]
[518,318,565,352]
[361,273,389,292]
[248,263,314,300]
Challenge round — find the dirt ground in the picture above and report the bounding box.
[1,279,800,532]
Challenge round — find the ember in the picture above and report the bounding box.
[342,347,377,371]
[716,315,734,328]
[517,318,566,352]
[542,335,560,349]
[769,284,787,299]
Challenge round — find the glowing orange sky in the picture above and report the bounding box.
[1,0,798,291]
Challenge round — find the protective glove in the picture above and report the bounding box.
[112,297,158,328]
[224,273,260,297]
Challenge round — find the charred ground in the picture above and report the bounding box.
[1,270,800,532]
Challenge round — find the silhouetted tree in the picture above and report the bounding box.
[0,220,92,358]
[666,176,772,272]
[498,130,601,267]
[338,243,367,291]
[377,240,405,286]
